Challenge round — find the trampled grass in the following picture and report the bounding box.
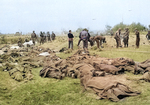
[1,33,150,105]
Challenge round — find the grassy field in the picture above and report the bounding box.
[0,32,150,105]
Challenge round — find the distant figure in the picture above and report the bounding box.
[43,32,46,43]
[114,28,122,48]
[80,29,89,52]
[77,28,91,47]
[31,31,37,45]
[146,31,150,40]
[68,30,74,50]
[18,37,23,47]
[90,36,106,48]
[123,28,129,47]
[25,37,29,42]
[47,31,51,42]
[40,31,44,45]
[51,31,56,40]
[135,28,140,48]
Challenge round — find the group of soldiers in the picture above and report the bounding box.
[76,29,106,52]
[114,28,140,48]
[31,31,56,45]
[17,28,149,49]
[77,27,142,50]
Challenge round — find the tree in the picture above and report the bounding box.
[129,22,147,32]
[112,22,127,32]
[76,28,83,33]
[105,25,112,34]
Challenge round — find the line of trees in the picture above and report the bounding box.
[106,22,148,34]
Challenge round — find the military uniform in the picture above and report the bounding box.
[123,28,129,47]
[51,32,56,40]
[78,29,91,46]
[18,38,22,47]
[40,32,44,45]
[135,29,140,48]
[146,31,150,40]
[114,28,122,48]
[47,32,51,42]
[90,36,106,48]
[31,31,37,45]
[68,30,74,49]
[43,32,46,43]
[80,30,88,49]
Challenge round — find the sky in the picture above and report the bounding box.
[0,0,150,34]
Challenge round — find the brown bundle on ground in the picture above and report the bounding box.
[134,59,150,75]
[39,66,65,79]
[39,49,142,101]
[81,75,140,102]
[93,63,121,74]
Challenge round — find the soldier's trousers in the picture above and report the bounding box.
[136,38,140,48]
[68,41,73,49]
[115,38,121,48]
[123,37,129,47]
[32,38,36,45]
[40,37,44,44]
[83,39,88,48]
[78,38,91,46]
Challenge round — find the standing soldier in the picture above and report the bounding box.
[68,30,74,50]
[51,31,56,40]
[31,31,37,45]
[146,31,150,40]
[114,28,122,48]
[43,32,46,43]
[40,31,44,45]
[77,28,91,48]
[123,28,130,47]
[135,28,140,48]
[80,29,89,53]
[47,31,51,42]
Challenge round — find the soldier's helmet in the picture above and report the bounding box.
[33,31,35,33]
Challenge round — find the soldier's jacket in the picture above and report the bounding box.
[146,31,150,39]
[114,31,121,39]
[123,30,129,38]
[135,31,140,38]
[31,33,36,38]
[40,33,44,37]
[47,34,50,37]
[52,33,56,37]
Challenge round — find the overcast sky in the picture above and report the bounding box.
[0,0,150,34]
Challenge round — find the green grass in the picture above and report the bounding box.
[1,68,150,105]
[1,34,150,105]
